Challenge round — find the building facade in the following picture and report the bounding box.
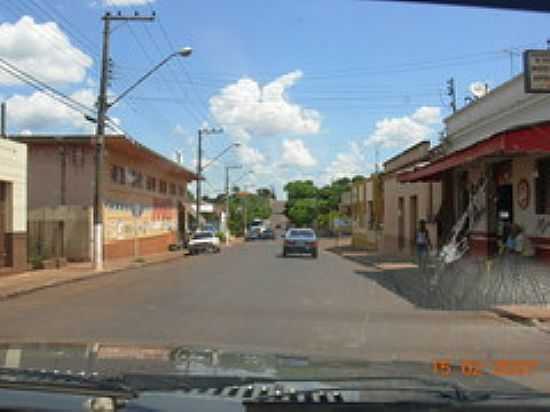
[350,177,384,249]
[0,138,27,274]
[382,141,442,256]
[399,74,550,261]
[18,134,196,262]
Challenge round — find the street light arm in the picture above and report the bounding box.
[202,144,239,171]
[108,52,177,108]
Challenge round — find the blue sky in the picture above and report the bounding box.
[1,0,549,198]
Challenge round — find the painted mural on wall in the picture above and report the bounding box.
[104,198,177,241]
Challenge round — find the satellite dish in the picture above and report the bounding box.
[470,82,489,99]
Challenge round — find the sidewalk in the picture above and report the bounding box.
[0,238,244,301]
[0,251,187,301]
[323,240,550,321]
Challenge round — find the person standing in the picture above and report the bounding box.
[416,219,432,272]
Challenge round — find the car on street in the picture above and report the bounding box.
[283,228,318,258]
[187,231,220,255]
[260,228,275,240]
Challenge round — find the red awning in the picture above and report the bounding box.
[398,122,550,182]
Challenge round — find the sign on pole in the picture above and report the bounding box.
[524,50,550,93]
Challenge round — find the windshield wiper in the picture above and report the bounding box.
[0,368,137,399]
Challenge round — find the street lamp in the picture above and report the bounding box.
[108,48,193,108]
[93,47,192,270]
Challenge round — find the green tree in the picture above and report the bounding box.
[287,198,318,227]
[284,180,318,202]
[256,187,275,199]
[227,193,272,235]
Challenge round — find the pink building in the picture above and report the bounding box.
[18,134,197,262]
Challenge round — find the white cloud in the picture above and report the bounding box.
[6,88,96,133]
[0,16,93,86]
[209,70,321,142]
[321,142,372,184]
[237,144,266,165]
[173,124,186,136]
[366,106,441,149]
[282,139,317,167]
[102,0,154,5]
[19,129,32,136]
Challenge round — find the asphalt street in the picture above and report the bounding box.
[0,240,549,369]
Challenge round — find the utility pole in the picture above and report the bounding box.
[1,102,6,138]
[225,165,242,245]
[195,127,223,232]
[94,12,154,270]
[447,77,456,113]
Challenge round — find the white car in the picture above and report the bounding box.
[188,231,221,255]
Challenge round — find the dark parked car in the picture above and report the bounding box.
[245,228,261,241]
[260,228,275,239]
[283,228,318,258]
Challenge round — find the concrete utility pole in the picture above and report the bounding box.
[195,127,223,231]
[447,77,456,113]
[1,102,6,138]
[94,12,154,270]
[225,165,242,245]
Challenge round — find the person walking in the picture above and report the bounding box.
[416,219,432,273]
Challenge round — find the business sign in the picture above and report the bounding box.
[524,50,550,93]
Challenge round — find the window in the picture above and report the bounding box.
[178,185,185,197]
[146,176,157,192]
[169,182,176,195]
[111,165,126,185]
[129,169,143,189]
[536,158,550,214]
[159,180,167,194]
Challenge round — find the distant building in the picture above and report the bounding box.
[270,200,288,230]
[351,174,384,250]
[0,138,27,274]
[16,134,197,262]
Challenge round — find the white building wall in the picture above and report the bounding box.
[0,139,27,232]
[445,75,550,153]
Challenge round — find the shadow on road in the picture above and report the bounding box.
[327,246,550,311]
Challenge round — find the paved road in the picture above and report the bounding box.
[0,240,548,367]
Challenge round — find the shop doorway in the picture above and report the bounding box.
[409,195,418,253]
[496,184,513,240]
[398,197,405,250]
[0,182,6,267]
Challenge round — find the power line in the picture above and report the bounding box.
[125,23,204,125]
[147,6,218,125]
[141,23,209,124]
[0,59,122,133]
[3,1,100,79]
[23,0,101,60]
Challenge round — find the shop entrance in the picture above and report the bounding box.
[496,184,513,240]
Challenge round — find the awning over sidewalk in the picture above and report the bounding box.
[398,122,550,182]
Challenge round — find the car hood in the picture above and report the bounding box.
[0,342,533,393]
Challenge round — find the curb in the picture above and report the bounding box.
[0,253,186,301]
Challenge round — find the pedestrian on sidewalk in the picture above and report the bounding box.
[416,219,432,273]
